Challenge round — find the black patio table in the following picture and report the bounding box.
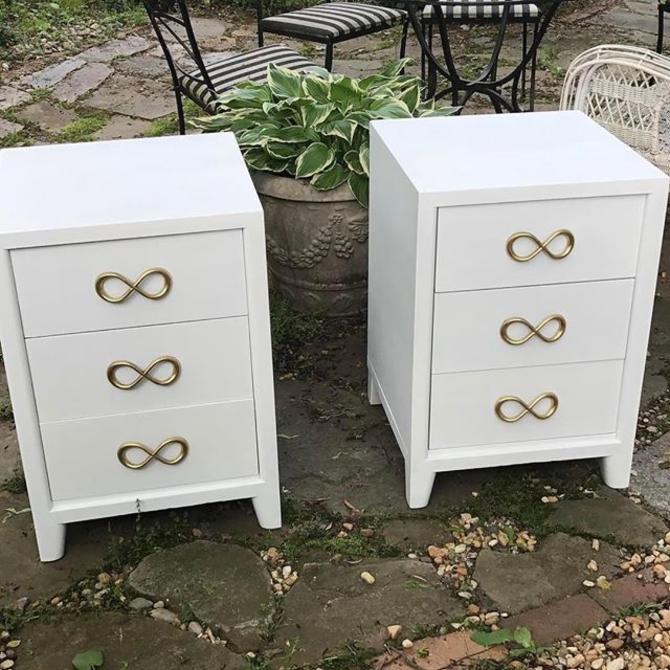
[405,0,568,112]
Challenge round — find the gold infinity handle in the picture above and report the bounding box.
[107,356,181,390]
[506,229,575,262]
[117,437,189,470]
[95,267,172,303]
[500,314,566,346]
[495,392,559,423]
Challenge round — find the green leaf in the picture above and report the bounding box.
[470,629,515,647]
[299,102,335,128]
[319,119,357,144]
[267,65,304,99]
[348,171,369,207]
[72,650,104,670]
[311,163,349,191]
[380,58,411,77]
[359,143,369,177]
[295,142,335,179]
[400,83,421,113]
[330,77,362,112]
[419,105,460,117]
[368,99,412,119]
[267,126,319,144]
[303,74,332,102]
[267,142,303,160]
[512,627,534,649]
[217,84,272,109]
[344,149,364,175]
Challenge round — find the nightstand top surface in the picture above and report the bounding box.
[0,133,260,237]
[371,110,667,195]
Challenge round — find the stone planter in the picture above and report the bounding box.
[252,171,368,317]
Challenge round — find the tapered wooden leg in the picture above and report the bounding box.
[34,519,67,562]
[252,484,282,529]
[600,450,634,489]
[368,372,381,405]
[405,462,436,509]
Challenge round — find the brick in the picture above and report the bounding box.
[503,594,608,646]
[589,572,670,613]
[371,651,415,670]
[404,630,502,670]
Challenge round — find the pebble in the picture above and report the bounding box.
[150,608,179,624]
[591,660,604,669]
[50,596,61,606]
[96,572,112,586]
[401,639,414,649]
[606,659,624,670]
[0,660,15,669]
[387,624,402,640]
[129,597,153,611]
[582,580,595,588]
[592,539,600,551]
[282,565,293,579]
[360,571,376,585]
[188,621,203,636]
[153,601,165,609]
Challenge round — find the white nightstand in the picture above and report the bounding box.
[0,133,281,561]
[367,111,669,508]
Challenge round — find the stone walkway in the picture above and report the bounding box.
[3,1,670,668]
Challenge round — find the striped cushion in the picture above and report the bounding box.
[261,3,406,40]
[179,45,318,113]
[422,0,540,21]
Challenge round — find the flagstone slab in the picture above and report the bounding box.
[116,53,171,80]
[0,118,24,139]
[632,432,670,522]
[547,488,667,548]
[19,57,86,89]
[17,611,246,670]
[53,62,114,103]
[94,115,153,140]
[84,74,174,119]
[127,540,273,650]
[275,558,465,666]
[0,86,31,111]
[16,101,77,133]
[473,533,621,614]
[79,36,152,63]
[0,421,20,486]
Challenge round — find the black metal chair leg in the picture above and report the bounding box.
[399,14,409,59]
[520,22,528,100]
[325,42,334,71]
[529,22,538,111]
[175,89,186,135]
[658,3,665,54]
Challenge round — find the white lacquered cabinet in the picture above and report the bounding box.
[367,111,669,508]
[0,133,281,560]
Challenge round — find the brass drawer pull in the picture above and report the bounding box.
[95,267,172,303]
[495,392,559,423]
[500,314,566,346]
[506,229,575,262]
[107,356,181,390]
[117,437,189,470]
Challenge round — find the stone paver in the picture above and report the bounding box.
[84,73,174,119]
[632,432,670,522]
[275,558,465,666]
[589,570,670,613]
[18,611,245,670]
[0,118,24,139]
[116,53,172,79]
[382,518,451,551]
[19,57,86,89]
[53,62,114,103]
[0,422,19,486]
[0,86,31,111]
[473,533,620,614]
[502,594,609,646]
[16,101,77,133]
[547,488,668,547]
[127,540,272,649]
[79,35,151,63]
[94,115,153,140]
[0,491,128,608]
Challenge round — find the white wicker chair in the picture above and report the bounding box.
[560,44,670,172]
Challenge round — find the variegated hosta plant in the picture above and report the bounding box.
[194,60,457,207]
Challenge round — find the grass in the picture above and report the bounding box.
[58,113,108,143]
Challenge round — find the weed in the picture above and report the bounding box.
[0,395,13,421]
[2,470,26,495]
[58,114,108,143]
[319,641,377,670]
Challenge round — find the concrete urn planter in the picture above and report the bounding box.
[252,171,368,317]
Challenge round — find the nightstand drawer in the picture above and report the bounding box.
[41,400,259,501]
[27,317,253,422]
[435,195,644,292]
[429,360,623,449]
[12,229,247,337]
[432,279,634,374]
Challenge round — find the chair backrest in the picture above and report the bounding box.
[143,0,214,92]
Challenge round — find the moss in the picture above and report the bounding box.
[2,470,26,494]
[58,114,108,143]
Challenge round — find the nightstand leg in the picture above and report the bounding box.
[368,372,381,405]
[405,462,436,509]
[600,450,634,489]
[252,484,282,529]
[34,519,67,562]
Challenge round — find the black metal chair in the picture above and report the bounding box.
[659,1,670,53]
[144,0,319,134]
[407,0,567,112]
[256,0,409,71]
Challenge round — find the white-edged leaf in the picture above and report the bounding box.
[311,163,349,190]
[359,143,369,176]
[344,149,364,175]
[348,171,369,207]
[267,65,303,98]
[295,142,335,179]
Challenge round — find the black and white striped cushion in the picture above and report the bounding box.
[261,3,405,40]
[422,0,540,21]
[179,45,319,113]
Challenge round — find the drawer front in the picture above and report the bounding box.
[13,230,247,337]
[432,279,634,374]
[42,400,258,501]
[435,195,644,292]
[27,317,252,423]
[429,360,623,449]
